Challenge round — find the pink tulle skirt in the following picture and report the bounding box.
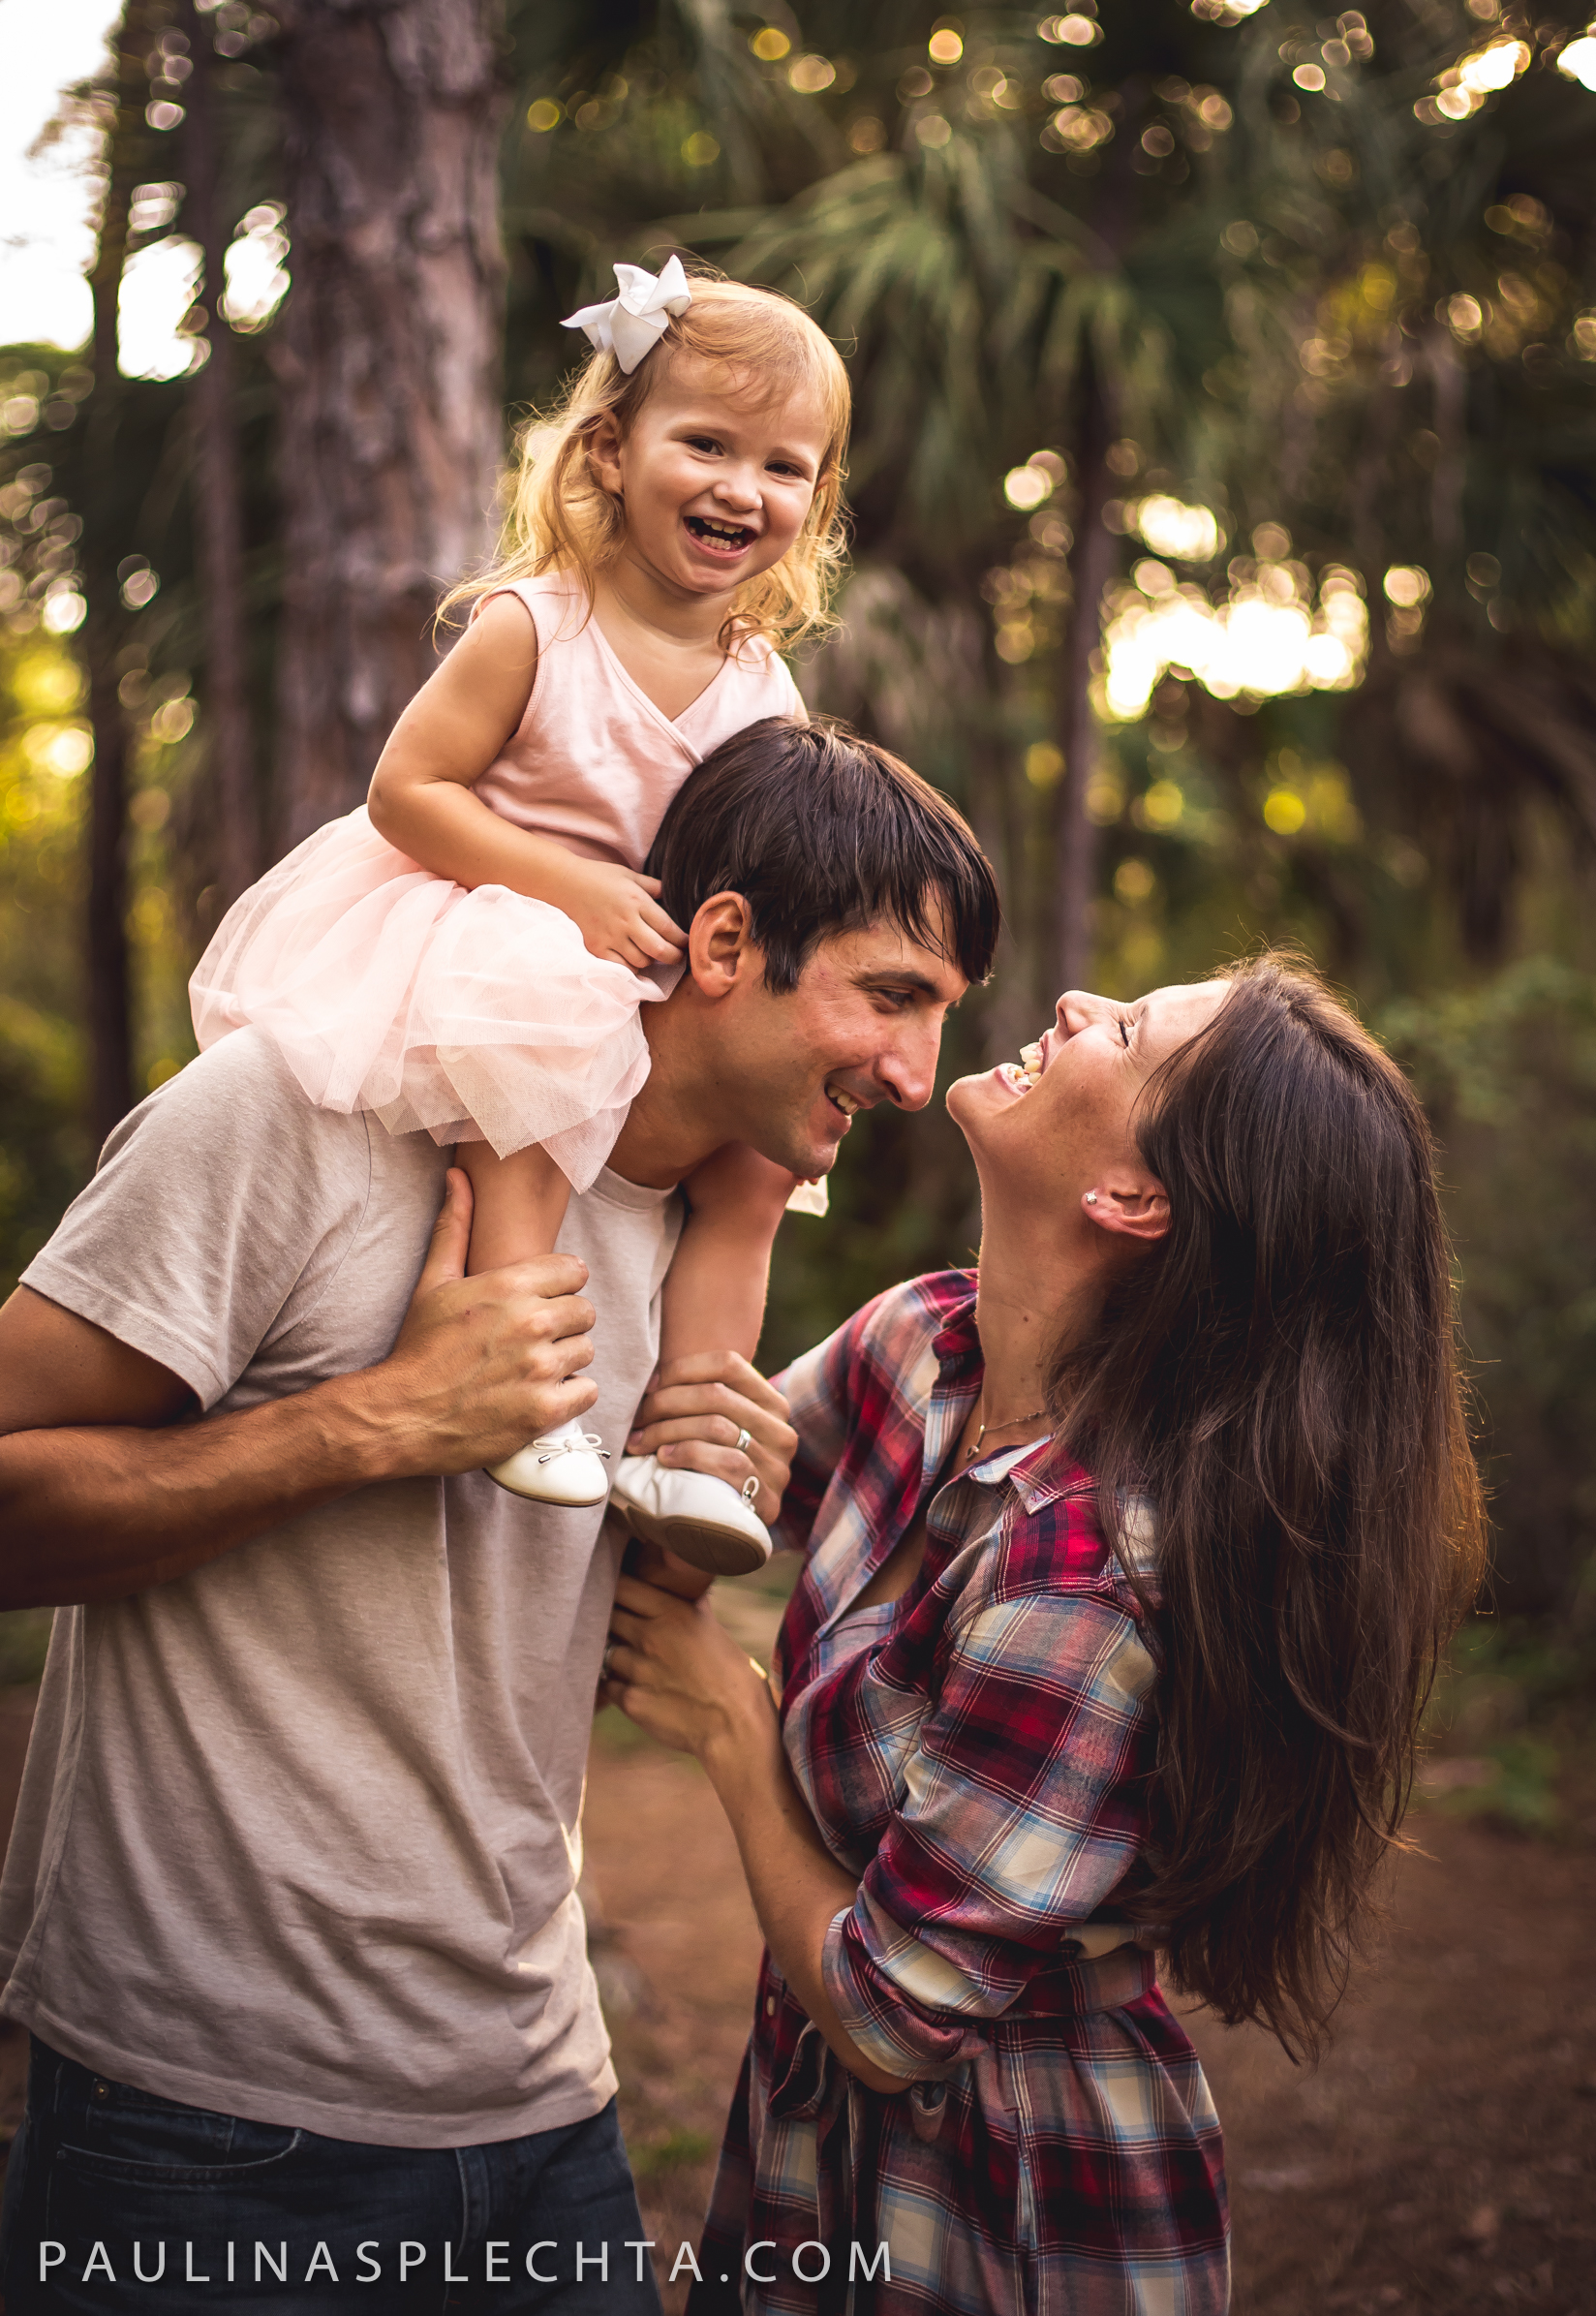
[189,808,669,1193]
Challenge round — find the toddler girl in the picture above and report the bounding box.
[190,260,852,1575]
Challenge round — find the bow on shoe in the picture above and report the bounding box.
[562,255,693,373]
[533,1434,611,1465]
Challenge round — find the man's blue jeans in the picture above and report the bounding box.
[0,2038,663,2312]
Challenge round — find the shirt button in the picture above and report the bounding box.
[765,1995,776,2017]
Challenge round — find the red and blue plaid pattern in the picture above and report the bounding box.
[690,1274,1229,2314]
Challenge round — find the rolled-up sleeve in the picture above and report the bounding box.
[817,1588,1159,2081]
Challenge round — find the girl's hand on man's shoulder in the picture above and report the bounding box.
[556,857,687,970]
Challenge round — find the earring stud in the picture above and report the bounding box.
[1086,1192,1098,1205]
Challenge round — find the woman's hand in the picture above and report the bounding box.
[553,858,687,971]
[600,1570,776,1760]
[626,1351,795,1524]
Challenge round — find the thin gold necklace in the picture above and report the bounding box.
[964,1398,1048,1463]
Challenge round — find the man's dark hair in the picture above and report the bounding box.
[643,716,1000,989]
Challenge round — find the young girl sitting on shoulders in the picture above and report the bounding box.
[191,260,852,1575]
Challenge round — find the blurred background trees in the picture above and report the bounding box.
[3,0,1596,1617]
[272,0,508,846]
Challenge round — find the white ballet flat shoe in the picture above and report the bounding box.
[487,1425,611,1506]
[611,1454,773,1577]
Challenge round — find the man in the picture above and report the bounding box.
[0,719,999,2312]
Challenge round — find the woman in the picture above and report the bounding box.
[604,958,1485,2315]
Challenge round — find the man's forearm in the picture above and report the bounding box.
[0,1186,603,1611]
[0,1372,407,1609]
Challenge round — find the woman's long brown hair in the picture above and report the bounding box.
[1052,956,1485,2058]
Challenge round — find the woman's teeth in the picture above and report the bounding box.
[1004,1040,1046,1093]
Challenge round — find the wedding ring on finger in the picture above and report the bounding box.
[734,1427,752,1456]
[600,1641,617,1680]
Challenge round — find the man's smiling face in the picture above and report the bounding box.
[711,911,967,1180]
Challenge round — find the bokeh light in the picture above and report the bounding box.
[1383,565,1431,606]
[1037,15,1103,47]
[1458,38,1532,94]
[1556,34,1596,89]
[1133,495,1222,562]
[224,203,290,334]
[117,236,203,380]
[1004,465,1053,510]
[41,592,86,635]
[1423,36,1530,120]
[1101,561,1368,720]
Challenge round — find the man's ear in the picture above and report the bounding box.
[686,891,755,999]
[1081,1175,1170,1245]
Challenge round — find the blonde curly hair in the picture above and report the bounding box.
[443,269,852,655]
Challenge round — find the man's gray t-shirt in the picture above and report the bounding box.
[0,1029,680,2146]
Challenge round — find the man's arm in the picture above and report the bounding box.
[0,1170,597,1610]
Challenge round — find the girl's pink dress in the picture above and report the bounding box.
[190,575,805,1192]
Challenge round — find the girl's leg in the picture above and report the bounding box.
[611,1145,800,1580]
[458,1141,571,1276]
[660,1142,798,1368]
[458,1142,607,1508]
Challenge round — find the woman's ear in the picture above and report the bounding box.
[1082,1178,1171,1244]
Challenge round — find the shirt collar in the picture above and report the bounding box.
[976,1436,1084,1513]
[930,1288,983,1378]
[929,1287,1085,1514]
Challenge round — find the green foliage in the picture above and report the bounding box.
[1422,1609,1596,1832]
[764,1076,981,1374]
[591,1703,661,1756]
[1424,1732,1563,1833]
[1384,957,1596,1612]
[627,2125,715,2177]
[0,608,91,1296]
[0,1608,54,1690]
[0,592,204,1295]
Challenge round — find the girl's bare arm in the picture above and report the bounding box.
[366,598,683,969]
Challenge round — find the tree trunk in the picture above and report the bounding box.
[1053,361,1114,996]
[1427,324,1465,574]
[81,1,158,1145]
[180,0,258,905]
[272,0,508,851]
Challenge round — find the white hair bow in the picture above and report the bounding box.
[562,255,693,374]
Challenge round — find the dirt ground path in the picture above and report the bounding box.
[584,1720,1596,2316]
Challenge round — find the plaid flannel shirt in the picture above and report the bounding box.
[691,1273,1229,2316]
